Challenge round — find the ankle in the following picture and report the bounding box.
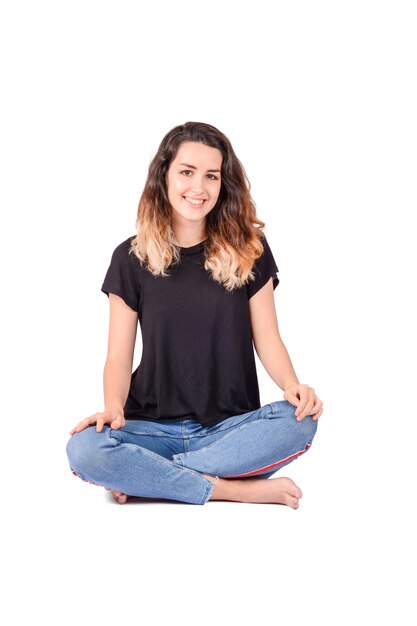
[206,476,248,502]
[202,473,219,485]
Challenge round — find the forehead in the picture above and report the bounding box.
[173,141,222,167]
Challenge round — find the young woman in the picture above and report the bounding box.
[66,121,323,508]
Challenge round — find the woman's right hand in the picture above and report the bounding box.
[69,409,126,436]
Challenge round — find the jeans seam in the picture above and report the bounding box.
[193,409,263,439]
[118,430,183,438]
[178,420,251,459]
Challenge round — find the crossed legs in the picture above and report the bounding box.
[66,400,318,507]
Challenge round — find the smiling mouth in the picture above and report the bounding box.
[183,196,207,206]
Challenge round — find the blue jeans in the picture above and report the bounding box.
[66,399,318,505]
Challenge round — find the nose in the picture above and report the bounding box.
[190,176,205,193]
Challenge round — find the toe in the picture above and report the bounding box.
[294,486,303,499]
[290,496,299,509]
[288,483,303,499]
[112,490,127,503]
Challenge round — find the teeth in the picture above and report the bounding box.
[184,196,205,205]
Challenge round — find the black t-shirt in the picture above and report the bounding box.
[101,235,279,427]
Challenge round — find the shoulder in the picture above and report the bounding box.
[110,235,142,266]
[246,232,279,298]
[252,233,275,267]
[258,232,272,251]
[112,235,136,254]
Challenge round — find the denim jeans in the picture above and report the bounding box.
[66,399,318,505]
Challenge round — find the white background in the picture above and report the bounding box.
[1,0,416,624]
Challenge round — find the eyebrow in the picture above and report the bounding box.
[179,162,221,173]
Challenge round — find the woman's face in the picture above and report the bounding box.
[166,141,222,229]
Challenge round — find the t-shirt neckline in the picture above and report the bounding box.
[179,239,208,255]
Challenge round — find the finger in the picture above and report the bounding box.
[311,399,323,418]
[306,399,323,421]
[110,415,123,429]
[293,387,308,415]
[70,421,84,435]
[294,390,310,419]
[284,392,300,409]
[296,392,316,420]
[71,415,96,434]
[313,406,324,421]
[96,417,105,433]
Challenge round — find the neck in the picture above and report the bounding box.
[172,230,207,248]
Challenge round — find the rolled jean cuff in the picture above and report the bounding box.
[199,474,219,505]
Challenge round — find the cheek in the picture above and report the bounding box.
[169,177,186,196]
[211,182,221,199]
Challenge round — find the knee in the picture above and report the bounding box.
[66,426,108,474]
[296,413,318,445]
[269,399,318,444]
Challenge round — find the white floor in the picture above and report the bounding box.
[5,417,413,626]
[3,2,416,623]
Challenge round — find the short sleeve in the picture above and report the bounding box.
[246,235,280,300]
[101,237,141,313]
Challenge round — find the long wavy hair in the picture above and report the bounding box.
[129,121,268,291]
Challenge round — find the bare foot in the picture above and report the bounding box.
[241,476,303,508]
[111,489,128,504]
[206,475,303,508]
[110,476,302,508]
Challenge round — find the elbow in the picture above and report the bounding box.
[104,357,133,373]
[254,334,285,362]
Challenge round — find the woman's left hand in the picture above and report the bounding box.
[284,383,323,421]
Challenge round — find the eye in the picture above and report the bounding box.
[180,170,219,181]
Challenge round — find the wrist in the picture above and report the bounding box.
[284,381,299,391]
[105,406,124,414]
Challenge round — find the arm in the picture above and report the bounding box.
[69,293,139,435]
[248,277,299,391]
[103,293,139,412]
[249,278,323,421]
